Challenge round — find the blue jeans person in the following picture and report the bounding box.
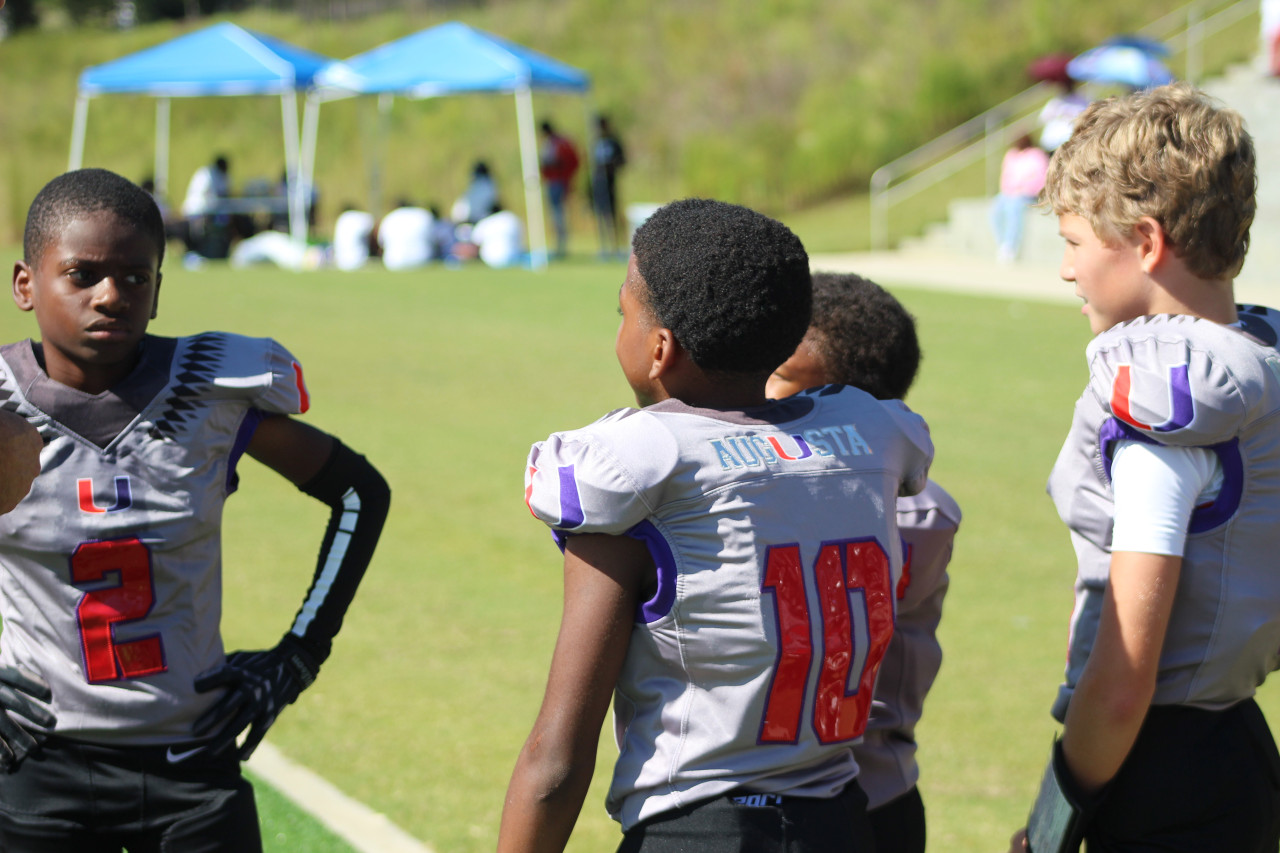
[990,193,1034,262]
[547,180,569,258]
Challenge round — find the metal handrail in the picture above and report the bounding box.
[869,0,1261,250]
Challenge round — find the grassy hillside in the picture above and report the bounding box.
[0,0,1224,248]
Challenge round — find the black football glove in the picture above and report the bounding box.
[0,665,55,772]
[192,636,319,761]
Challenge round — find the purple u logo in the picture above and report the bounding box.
[77,477,133,514]
[1111,364,1194,433]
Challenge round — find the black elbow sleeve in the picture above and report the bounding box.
[287,439,391,665]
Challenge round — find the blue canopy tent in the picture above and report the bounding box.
[70,22,333,243]
[307,22,592,267]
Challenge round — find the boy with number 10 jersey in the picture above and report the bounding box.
[501,198,932,853]
[525,389,933,830]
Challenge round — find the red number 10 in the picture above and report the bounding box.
[760,539,894,744]
[71,538,167,683]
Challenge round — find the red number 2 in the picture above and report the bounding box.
[70,538,167,683]
[760,539,894,744]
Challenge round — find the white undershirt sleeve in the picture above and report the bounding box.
[1110,440,1222,556]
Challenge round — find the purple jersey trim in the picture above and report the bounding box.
[1154,363,1194,433]
[227,408,266,494]
[546,520,678,623]
[1189,439,1243,534]
[1099,418,1243,534]
[557,464,585,529]
[627,520,678,623]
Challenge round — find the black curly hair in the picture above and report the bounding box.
[24,168,166,267]
[631,198,810,374]
[808,272,920,401]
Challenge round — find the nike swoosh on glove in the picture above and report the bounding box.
[192,636,319,760]
[0,665,55,772]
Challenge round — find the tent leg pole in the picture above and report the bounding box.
[301,93,322,249]
[281,90,304,246]
[515,87,547,271]
[155,97,170,201]
[69,94,90,171]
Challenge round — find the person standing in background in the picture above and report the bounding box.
[590,116,627,259]
[539,121,580,260]
[989,134,1049,264]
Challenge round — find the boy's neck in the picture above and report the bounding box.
[34,339,145,396]
[1148,266,1237,325]
[655,369,771,410]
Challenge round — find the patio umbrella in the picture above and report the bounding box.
[1101,34,1171,57]
[1067,43,1175,89]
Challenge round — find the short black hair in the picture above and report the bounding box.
[808,272,920,400]
[632,198,811,374]
[24,168,166,268]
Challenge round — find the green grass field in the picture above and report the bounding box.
[248,767,356,853]
[3,253,1278,852]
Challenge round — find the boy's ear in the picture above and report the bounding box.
[1133,216,1168,273]
[151,272,162,319]
[12,262,34,312]
[648,326,683,381]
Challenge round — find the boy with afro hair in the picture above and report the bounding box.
[769,272,960,853]
[500,199,934,852]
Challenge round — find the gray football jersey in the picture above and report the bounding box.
[1047,307,1280,720]
[0,333,308,745]
[853,479,960,809]
[524,386,934,830]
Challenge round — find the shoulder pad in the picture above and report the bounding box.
[1234,304,1280,349]
[180,333,308,415]
[1086,315,1260,446]
[897,479,961,528]
[525,409,679,535]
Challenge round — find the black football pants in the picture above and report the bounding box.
[1086,698,1280,853]
[868,784,926,853]
[0,735,261,853]
[617,780,874,852]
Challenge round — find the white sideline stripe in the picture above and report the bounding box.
[248,742,435,853]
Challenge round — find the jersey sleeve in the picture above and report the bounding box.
[206,334,310,416]
[524,409,678,539]
[880,398,934,497]
[1110,441,1220,555]
[1086,318,1251,448]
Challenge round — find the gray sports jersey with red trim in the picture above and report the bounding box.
[524,385,934,830]
[1047,307,1280,720]
[853,479,960,810]
[0,333,307,746]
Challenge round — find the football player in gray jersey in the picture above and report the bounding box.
[769,272,961,853]
[499,199,934,852]
[0,169,390,852]
[1010,84,1280,853]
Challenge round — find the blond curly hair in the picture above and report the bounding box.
[1043,82,1255,280]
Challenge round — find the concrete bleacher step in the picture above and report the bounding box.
[908,64,1280,290]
